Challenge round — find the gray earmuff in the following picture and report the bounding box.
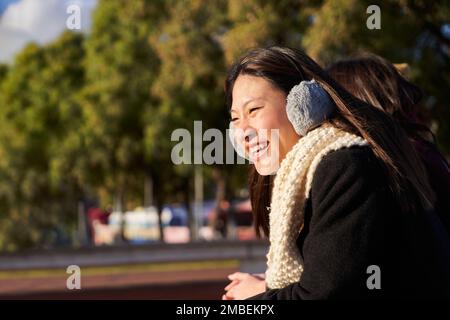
[286,79,335,136]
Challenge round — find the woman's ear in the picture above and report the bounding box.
[286,79,335,136]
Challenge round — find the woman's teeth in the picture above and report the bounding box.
[249,142,269,159]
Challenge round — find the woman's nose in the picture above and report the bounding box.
[233,125,250,139]
[244,129,256,142]
[243,128,258,148]
[234,119,257,145]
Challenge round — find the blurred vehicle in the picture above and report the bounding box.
[161,204,190,243]
[161,200,216,243]
[96,207,160,245]
[89,199,256,245]
[123,207,160,244]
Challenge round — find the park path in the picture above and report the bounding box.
[0,263,238,299]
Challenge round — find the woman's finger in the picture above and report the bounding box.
[222,293,233,300]
[227,272,248,281]
[224,279,239,291]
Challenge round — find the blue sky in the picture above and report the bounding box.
[0,0,19,15]
[0,0,97,63]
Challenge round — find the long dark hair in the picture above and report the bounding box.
[225,46,435,238]
[326,54,434,142]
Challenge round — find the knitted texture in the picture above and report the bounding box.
[286,79,335,136]
[265,124,368,289]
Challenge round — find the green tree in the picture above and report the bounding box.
[302,0,450,154]
[0,31,85,251]
[147,0,230,239]
[222,0,306,64]
[80,0,166,212]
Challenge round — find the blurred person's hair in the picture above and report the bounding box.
[327,53,450,234]
[326,53,434,142]
[225,46,435,238]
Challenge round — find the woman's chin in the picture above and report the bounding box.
[254,161,279,176]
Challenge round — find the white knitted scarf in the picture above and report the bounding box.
[265,124,369,289]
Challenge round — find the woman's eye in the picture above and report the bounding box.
[230,117,238,122]
[249,107,262,114]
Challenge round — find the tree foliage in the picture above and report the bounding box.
[0,0,448,250]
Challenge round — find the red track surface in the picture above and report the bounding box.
[0,266,238,300]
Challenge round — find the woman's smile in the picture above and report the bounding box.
[248,140,270,162]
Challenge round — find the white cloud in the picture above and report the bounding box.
[0,0,97,63]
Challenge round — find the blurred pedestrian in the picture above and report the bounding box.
[327,54,450,234]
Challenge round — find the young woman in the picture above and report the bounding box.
[327,54,450,235]
[223,46,450,300]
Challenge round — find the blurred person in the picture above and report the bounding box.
[213,199,230,238]
[327,54,450,235]
[87,204,112,245]
[223,46,450,300]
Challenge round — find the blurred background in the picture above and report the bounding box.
[0,0,449,299]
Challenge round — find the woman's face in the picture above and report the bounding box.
[230,74,300,175]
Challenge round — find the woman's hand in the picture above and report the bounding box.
[222,272,266,300]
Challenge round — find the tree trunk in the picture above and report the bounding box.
[184,176,196,242]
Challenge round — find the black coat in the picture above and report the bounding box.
[249,146,450,300]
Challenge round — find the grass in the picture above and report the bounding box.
[0,259,240,280]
